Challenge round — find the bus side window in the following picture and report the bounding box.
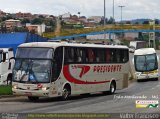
[75,48,82,63]
[122,50,129,62]
[53,47,63,81]
[95,49,105,63]
[106,49,111,63]
[110,49,116,63]
[88,49,95,63]
[116,49,121,63]
[81,48,88,63]
[69,48,75,62]
[64,47,75,63]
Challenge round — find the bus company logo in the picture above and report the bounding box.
[72,65,90,78]
[136,100,159,108]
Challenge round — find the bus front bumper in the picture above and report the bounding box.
[136,73,158,80]
[12,89,50,97]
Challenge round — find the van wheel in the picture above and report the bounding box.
[7,76,12,85]
[154,78,158,81]
[61,86,71,100]
[109,81,116,94]
[28,96,39,102]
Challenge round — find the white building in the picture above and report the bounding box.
[124,33,139,41]
[87,33,117,40]
[60,12,71,19]
[88,16,102,23]
[5,19,22,30]
[26,23,45,35]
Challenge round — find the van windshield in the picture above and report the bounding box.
[134,53,158,72]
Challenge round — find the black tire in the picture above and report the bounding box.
[7,76,12,85]
[80,93,90,97]
[61,86,71,100]
[108,81,116,94]
[154,78,159,81]
[28,96,39,102]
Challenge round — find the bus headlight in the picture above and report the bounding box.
[12,85,18,89]
[42,87,49,91]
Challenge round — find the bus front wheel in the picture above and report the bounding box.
[28,96,39,102]
[7,75,12,85]
[61,86,71,100]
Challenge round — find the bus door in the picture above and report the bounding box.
[50,47,63,96]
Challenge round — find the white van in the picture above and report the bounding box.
[133,48,159,81]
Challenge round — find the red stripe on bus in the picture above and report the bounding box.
[63,65,110,84]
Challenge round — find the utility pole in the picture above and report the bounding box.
[104,0,106,26]
[149,20,155,49]
[118,5,125,24]
[118,5,125,39]
[103,0,107,42]
[113,0,115,23]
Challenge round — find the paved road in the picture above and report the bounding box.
[0,80,159,113]
[0,52,159,115]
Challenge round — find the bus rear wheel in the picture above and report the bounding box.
[28,96,39,102]
[109,81,116,94]
[61,86,71,100]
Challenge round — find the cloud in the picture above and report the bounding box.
[0,0,159,20]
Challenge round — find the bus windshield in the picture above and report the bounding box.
[13,59,51,83]
[16,48,53,59]
[13,47,54,83]
[134,53,158,72]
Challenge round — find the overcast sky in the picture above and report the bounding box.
[0,0,159,21]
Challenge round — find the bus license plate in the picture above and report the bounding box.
[25,92,32,96]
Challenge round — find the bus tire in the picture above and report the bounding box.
[7,75,12,85]
[61,85,71,100]
[154,78,158,81]
[109,81,116,94]
[81,93,90,97]
[28,96,39,102]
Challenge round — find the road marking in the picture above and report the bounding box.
[0,102,24,105]
[151,87,155,90]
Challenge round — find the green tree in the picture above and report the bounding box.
[1,17,6,21]
[6,14,13,20]
[31,18,43,24]
[13,26,28,32]
[107,17,115,24]
[21,19,30,25]
[155,19,159,24]
[99,18,108,25]
[143,20,149,24]
[1,24,7,33]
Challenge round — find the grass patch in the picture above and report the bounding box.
[0,85,12,95]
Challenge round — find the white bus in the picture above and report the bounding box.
[12,42,129,101]
[133,48,159,81]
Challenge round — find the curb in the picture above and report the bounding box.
[0,95,15,99]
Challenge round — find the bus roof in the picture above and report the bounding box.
[134,48,156,55]
[18,42,128,49]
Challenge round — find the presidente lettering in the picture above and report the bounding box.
[93,65,122,73]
